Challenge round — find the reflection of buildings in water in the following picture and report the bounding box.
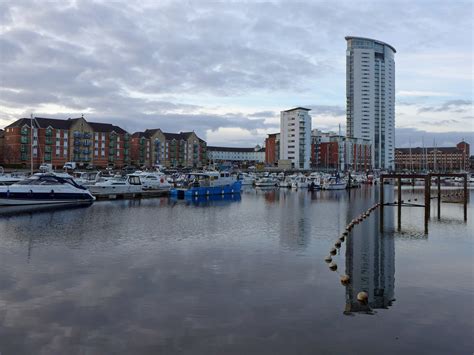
[345,191,395,314]
[279,191,311,250]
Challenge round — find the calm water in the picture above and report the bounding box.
[0,186,472,354]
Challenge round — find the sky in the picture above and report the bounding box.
[0,0,472,148]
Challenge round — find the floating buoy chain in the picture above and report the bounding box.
[324,202,382,288]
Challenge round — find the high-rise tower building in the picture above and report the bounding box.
[346,36,396,170]
[280,107,311,169]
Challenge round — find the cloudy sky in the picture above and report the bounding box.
[0,0,472,147]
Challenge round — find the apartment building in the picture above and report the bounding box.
[130,129,207,168]
[394,141,470,172]
[2,116,130,169]
[280,107,312,169]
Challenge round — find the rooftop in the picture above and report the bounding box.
[282,107,311,113]
[345,36,396,53]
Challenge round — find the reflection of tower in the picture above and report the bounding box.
[344,198,395,313]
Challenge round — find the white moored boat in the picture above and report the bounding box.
[291,175,309,189]
[134,171,171,190]
[323,176,347,190]
[0,167,24,186]
[238,172,256,186]
[88,174,144,196]
[255,177,278,187]
[0,173,95,206]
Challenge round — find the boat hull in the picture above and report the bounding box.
[170,181,242,198]
[0,191,94,206]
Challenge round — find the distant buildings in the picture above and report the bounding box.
[3,116,130,169]
[346,36,396,170]
[130,130,207,168]
[279,107,312,169]
[264,133,280,165]
[1,116,207,169]
[310,129,371,171]
[207,145,265,164]
[395,141,470,172]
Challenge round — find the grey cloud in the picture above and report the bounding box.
[418,100,473,113]
[307,105,345,117]
[419,119,460,126]
[395,128,473,148]
[248,111,277,118]
[0,0,472,142]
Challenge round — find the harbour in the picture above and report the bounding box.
[0,185,472,354]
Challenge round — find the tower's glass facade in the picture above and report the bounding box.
[346,37,396,170]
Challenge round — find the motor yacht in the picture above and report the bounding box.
[134,171,171,190]
[323,176,347,190]
[88,174,144,196]
[0,173,95,206]
[237,172,256,186]
[255,177,278,187]
[291,175,309,189]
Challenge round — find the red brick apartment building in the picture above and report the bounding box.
[130,129,207,168]
[395,141,470,172]
[2,116,130,169]
[264,133,279,165]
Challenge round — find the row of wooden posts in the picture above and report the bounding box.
[380,173,468,234]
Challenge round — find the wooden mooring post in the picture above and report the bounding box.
[397,177,402,231]
[379,173,468,234]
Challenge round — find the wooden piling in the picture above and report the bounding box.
[397,177,402,231]
[424,176,430,234]
[437,176,441,220]
[464,173,468,222]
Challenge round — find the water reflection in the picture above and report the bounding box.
[183,194,242,207]
[0,203,93,217]
[344,189,396,314]
[345,216,395,313]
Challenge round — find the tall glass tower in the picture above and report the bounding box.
[346,36,396,170]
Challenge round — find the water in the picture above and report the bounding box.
[0,186,472,354]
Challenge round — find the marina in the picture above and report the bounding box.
[0,184,472,353]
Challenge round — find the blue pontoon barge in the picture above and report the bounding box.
[170,171,242,198]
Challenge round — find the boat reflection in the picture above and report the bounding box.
[0,203,93,217]
[169,193,242,207]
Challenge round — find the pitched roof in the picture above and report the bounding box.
[4,116,128,134]
[88,122,127,134]
[395,147,463,154]
[5,117,79,129]
[143,128,161,137]
[163,132,183,140]
[282,107,311,113]
[207,146,257,153]
[132,131,149,138]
